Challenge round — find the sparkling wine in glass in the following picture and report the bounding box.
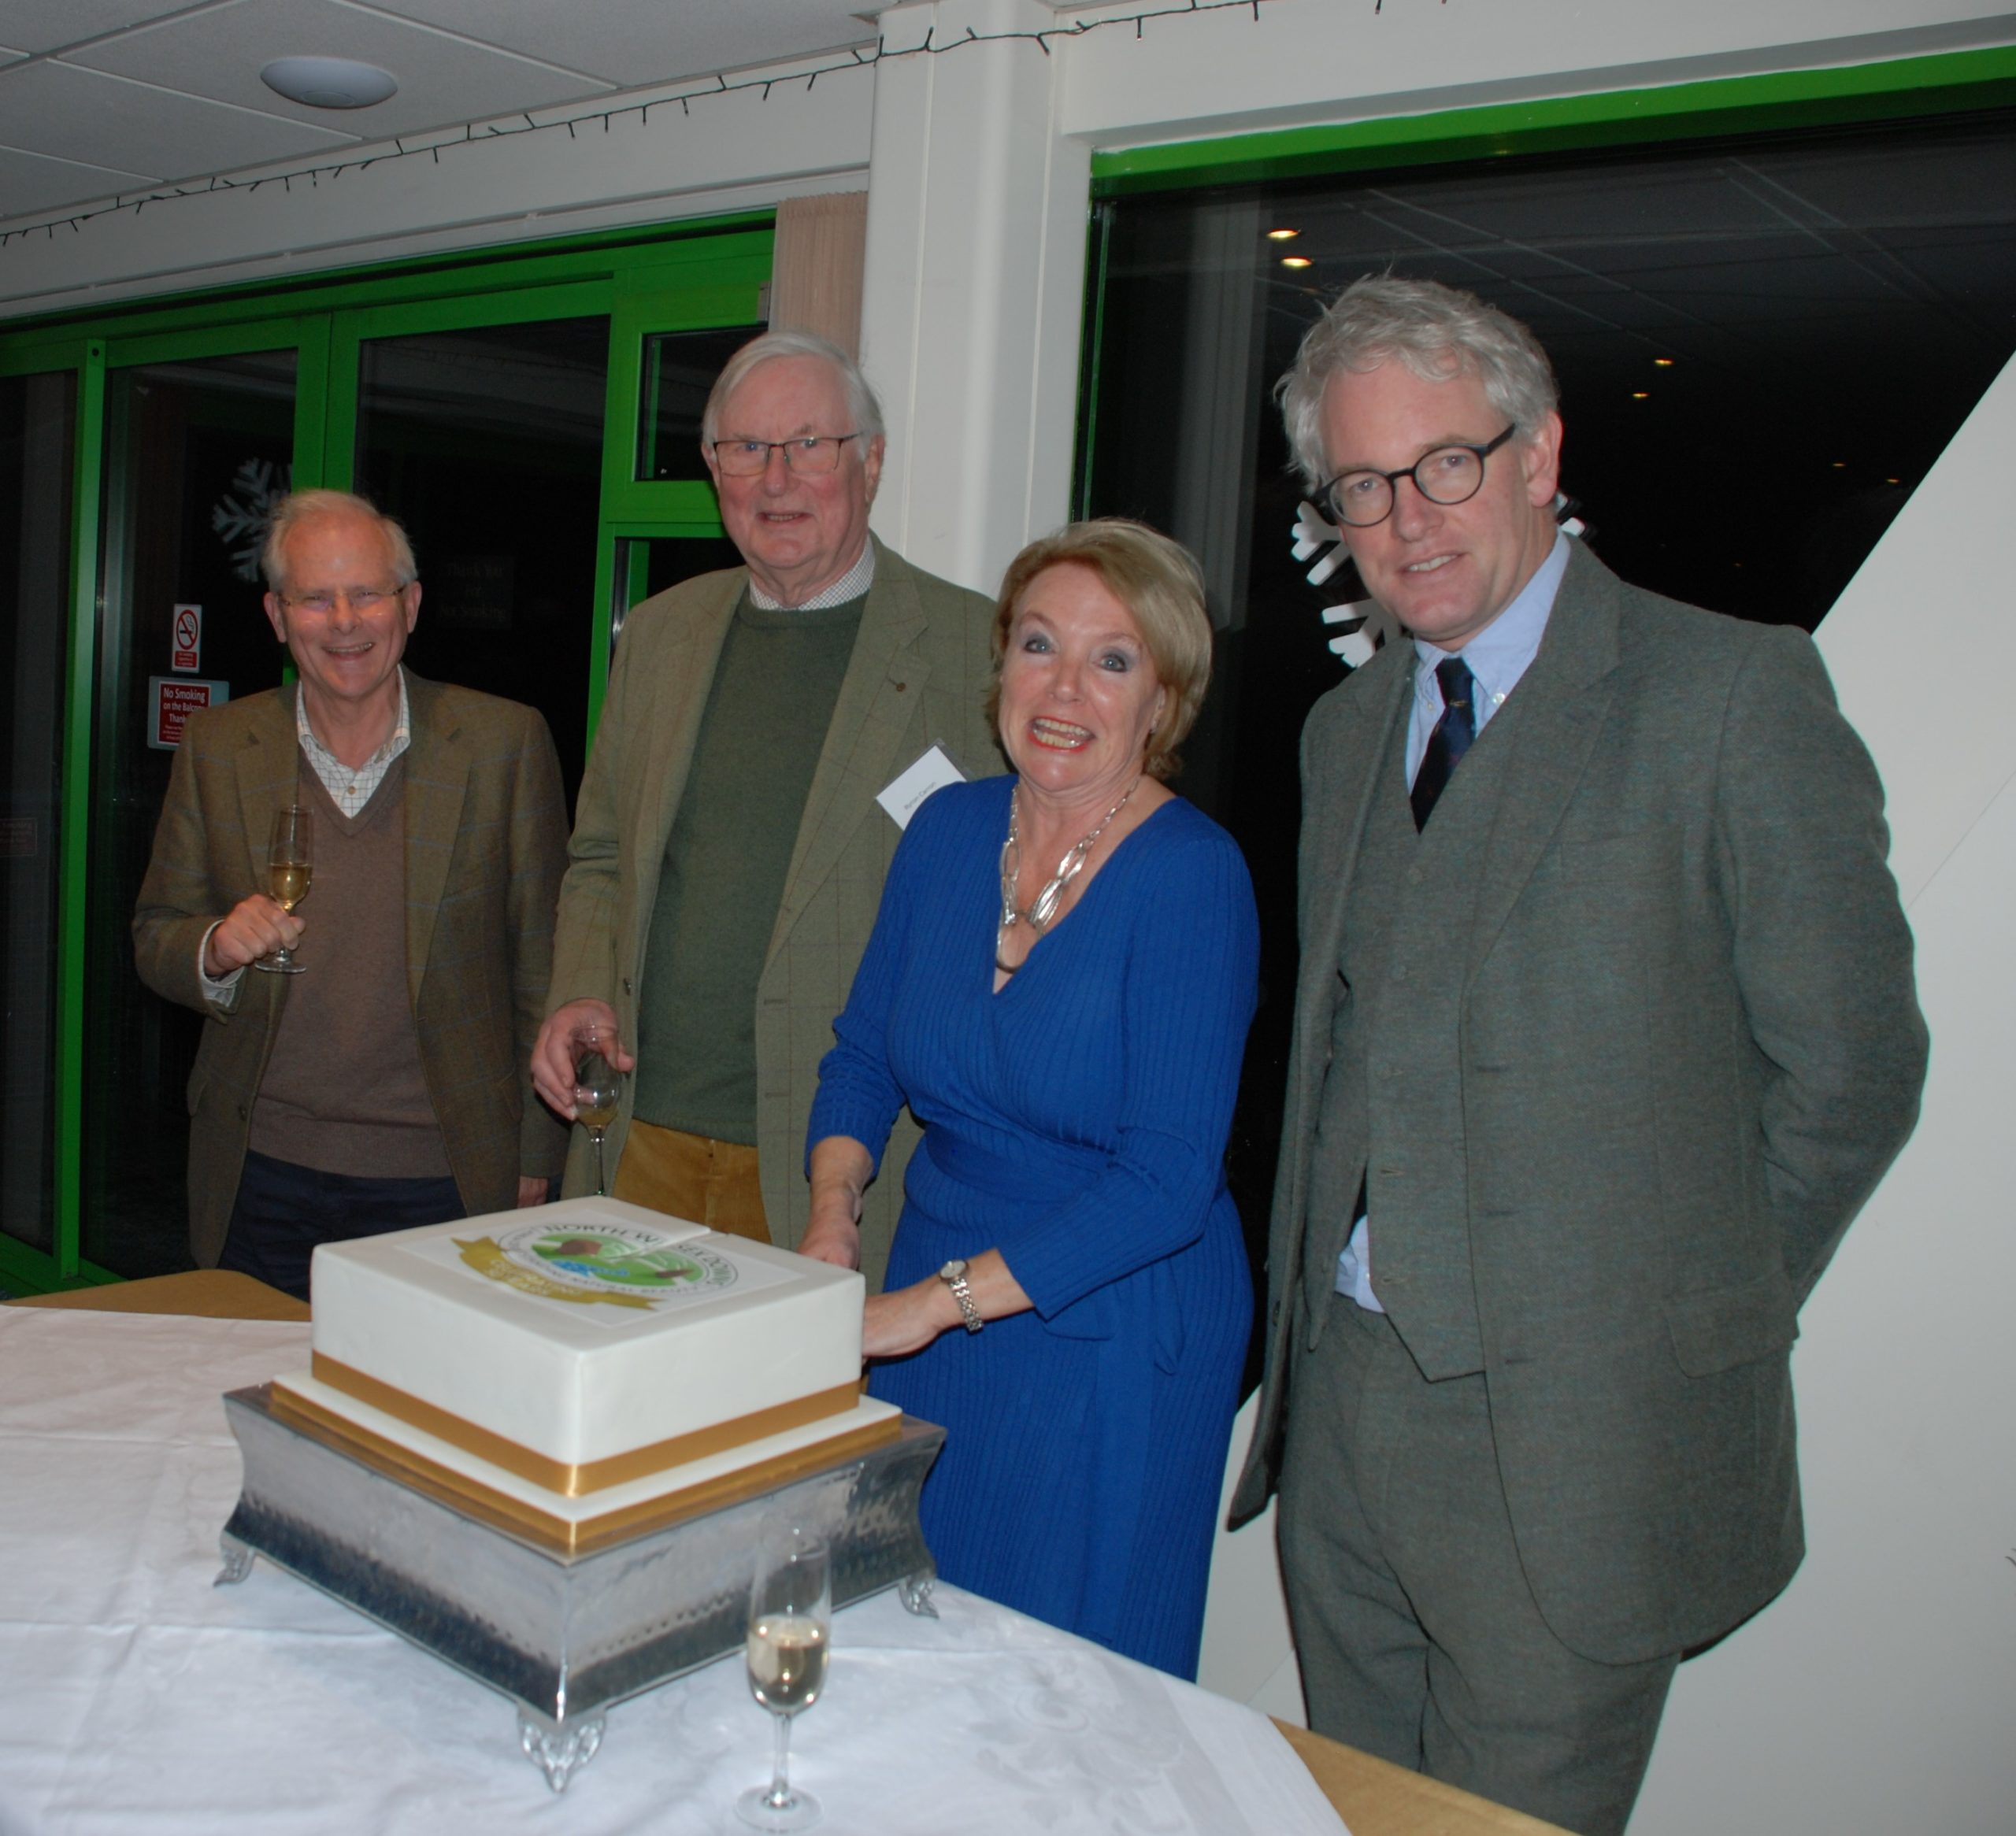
[572,1035,622,1197]
[736,1526,830,1831]
[256,805,313,975]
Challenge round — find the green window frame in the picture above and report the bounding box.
[0,214,773,1296]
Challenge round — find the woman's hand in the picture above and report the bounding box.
[863,1280,962,1358]
[798,1212,862,1270]
[802,1135,873,1269]
[861,1249,1033,1358]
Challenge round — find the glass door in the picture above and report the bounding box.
[86,344,299,1278]
[0,371,78,1266]
[345,303,612,809]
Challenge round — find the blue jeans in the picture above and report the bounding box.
[217,1149,465,1301]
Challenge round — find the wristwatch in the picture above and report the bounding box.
[937,1258,984,1334]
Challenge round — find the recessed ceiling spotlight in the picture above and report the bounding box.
[1266,228,1301,241]
[1653,357,1676,368]
[1280,256,1313,269]
[1631,391,1650,399]
[1832,461,1847,469]
[261,56,398,109]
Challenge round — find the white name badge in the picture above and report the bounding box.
[876,742,967,830]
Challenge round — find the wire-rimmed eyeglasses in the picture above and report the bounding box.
[1318,426,1518,527]
[279,584,404,616]
[710,433,863,477]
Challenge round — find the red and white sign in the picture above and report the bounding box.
[148,676,229,750]
[171,603,202,672]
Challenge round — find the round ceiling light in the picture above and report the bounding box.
[261,56,398,109]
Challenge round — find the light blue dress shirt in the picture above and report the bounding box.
[1338,533,1572,1310]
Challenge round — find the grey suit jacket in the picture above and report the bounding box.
[545,537,999,1284]
[1232,542,1928,1664]
[132,674,571,1265]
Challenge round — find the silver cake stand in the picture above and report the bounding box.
[216,1384,944,1791]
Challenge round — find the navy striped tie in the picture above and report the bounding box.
[1410,657,1477,831]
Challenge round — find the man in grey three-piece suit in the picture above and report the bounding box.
[1230,277,1928,1834]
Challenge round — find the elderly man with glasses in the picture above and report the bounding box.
[1230,276,1927,1834]
[134,489,569,1297]
[530,331,997,1282]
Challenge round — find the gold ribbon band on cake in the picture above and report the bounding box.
[266,1382,904,1556]
[309,1353,861,1497]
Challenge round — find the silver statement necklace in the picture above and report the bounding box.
[995,778,1138,975]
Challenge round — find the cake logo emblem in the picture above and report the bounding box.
[455,1223,739,1309]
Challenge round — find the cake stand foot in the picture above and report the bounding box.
[213,1533,256,1586]
[899,1571,937,1618]
[518,1710,605,1793]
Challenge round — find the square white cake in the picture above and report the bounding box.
[279,1198,869,1496]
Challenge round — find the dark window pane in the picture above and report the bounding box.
[1082,110,2016,1376]
[0,372,76,1257]
[637,324,765,482]
[355,316,610,806]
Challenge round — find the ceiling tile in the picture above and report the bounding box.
[356,0,870,88]
[69,0,615,137]
[0,2,206,57]
[0,59,352,185]
[0,139,153,218]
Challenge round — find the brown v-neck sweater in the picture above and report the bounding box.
[247,755,454,1179]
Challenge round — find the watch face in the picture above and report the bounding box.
[939,1258,969,1282]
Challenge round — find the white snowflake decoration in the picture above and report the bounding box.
[212,457,292,583]
[1292,499,1399,668]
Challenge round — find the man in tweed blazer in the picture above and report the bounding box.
[532,334,996,1283]
[1231,279,1927,1833]
[135,491,568,1293]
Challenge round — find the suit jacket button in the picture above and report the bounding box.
[622,976,633,994]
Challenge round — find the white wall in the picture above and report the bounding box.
[1628,351,2016,1836]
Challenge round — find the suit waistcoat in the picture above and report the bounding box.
[1305,675,1532,1379]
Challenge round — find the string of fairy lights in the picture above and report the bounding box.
[0,0,1434,250]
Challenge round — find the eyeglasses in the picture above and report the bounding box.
[279,584,404,616]
[1318,426,1518,527]
[709,434,862,477]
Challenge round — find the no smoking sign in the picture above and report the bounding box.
[171,603,202,672]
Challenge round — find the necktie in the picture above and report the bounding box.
[1410,657,1477,831]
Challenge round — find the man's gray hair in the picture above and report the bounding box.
[261,489,418,593]
[700,329,886,449]
[1278,276,1559,493]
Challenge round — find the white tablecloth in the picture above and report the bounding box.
[0,1309,1344,1836]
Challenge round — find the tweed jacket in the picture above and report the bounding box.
[132,673,570,1265]
[1231,542,1928,1664]
[545,536,999,1284]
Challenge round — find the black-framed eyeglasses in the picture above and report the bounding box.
[1318,426,1518,527]
[709,433,862,477]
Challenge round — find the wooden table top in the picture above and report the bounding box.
[7,1269,311,1322]
[9,1270,1565,1835]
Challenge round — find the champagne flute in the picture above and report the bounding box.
[255,805,313,975]
[572,1032,622,1197]
[736,1526,830,1831]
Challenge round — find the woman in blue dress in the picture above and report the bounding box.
[802,519,1259,1679]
